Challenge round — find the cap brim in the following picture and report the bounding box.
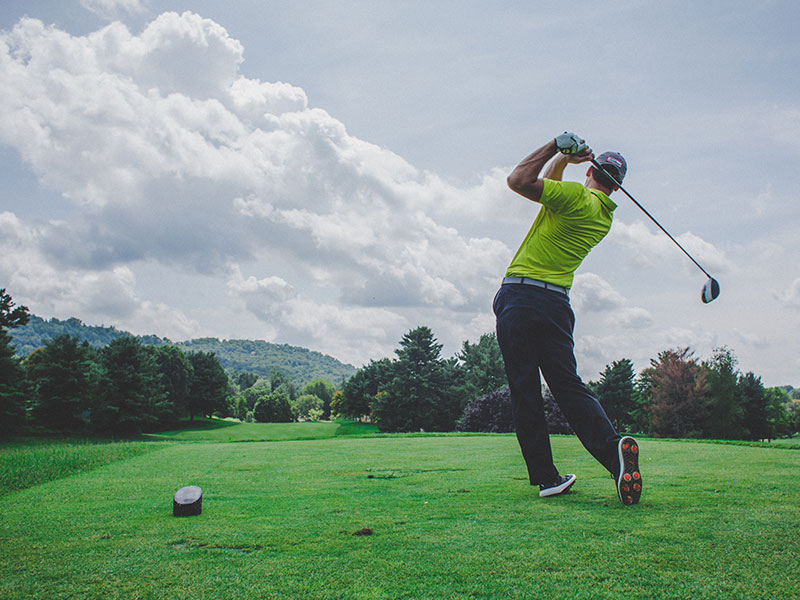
[596,164,622,183]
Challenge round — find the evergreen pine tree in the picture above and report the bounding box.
[372,326,461,432]
[0,290,30,435]
[739,372,769,441]
[592,358,640,433]
[703,347,746,439]
[187,351,228,420]
[27,334,96,431]
[93,337,168,435]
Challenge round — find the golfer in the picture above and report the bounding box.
[494,131,642,505]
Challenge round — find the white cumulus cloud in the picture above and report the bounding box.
[0,12,519,360]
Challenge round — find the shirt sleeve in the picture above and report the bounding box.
[540,179,586,215]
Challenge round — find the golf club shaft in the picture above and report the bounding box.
[591,159,712,279]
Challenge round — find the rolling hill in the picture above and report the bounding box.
[10,315,357,386]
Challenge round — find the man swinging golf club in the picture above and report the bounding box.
[494,131,641,505]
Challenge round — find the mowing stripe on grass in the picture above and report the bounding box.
[144,419,380,443]
[0,440,165,497]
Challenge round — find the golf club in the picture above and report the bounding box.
[591,158,720,304]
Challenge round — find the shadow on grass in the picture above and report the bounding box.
[334,420,380,436]
[146,417,242,438]
[170,417,242,432]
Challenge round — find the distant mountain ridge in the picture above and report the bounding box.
[10,315,357,386]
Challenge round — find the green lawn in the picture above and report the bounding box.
[1,425,798,599]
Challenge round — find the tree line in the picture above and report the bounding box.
[333,327,800,441]
[3,288,798,441]
[0,290,339,437]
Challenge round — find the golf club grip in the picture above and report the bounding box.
[590,159,711,279]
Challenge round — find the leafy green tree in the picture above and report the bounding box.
[703,347,745,439]
[243,383,268,413]
[590,358,640,433]
[253,388,293,423]
[187,351,228,419]
[764,387,794,438]
[270,369,293,393]
[154,345,194,424]
[27,335,96,431]
[329,389,345,417]
[640,347,709,438]
[219,391,243,420]
[456,333,507,402]
[292,393,324,421]
[338,358,393,420]
[301,379,336,418]
[786,396,800,435]
[235,371,259,391]
[371,327,461,433]
[93,337,168,435]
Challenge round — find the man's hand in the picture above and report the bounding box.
[555,131,589,156]
[564,146,594,164]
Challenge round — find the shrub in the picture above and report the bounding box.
[460,386,573,435]
[253,389,293,423]
[459,387,514,433]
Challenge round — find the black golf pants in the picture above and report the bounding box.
[494,283,621,485]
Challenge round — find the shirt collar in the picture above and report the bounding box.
[590,189,617,212]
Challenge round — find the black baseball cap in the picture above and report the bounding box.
[595,151,627,183]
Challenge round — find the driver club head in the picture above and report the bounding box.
[701,277,720,304]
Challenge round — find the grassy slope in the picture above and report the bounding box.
[144,418,379,443]
[0,439,162,497]
[1,432,798,600]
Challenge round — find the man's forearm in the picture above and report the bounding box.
[506,140,559,202]
[542,153,570,181]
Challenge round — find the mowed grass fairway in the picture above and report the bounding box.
[1,424,798,600]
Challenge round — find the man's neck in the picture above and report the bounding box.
[585,180,614,196]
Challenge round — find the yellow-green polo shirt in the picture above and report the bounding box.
[505,179,617,289]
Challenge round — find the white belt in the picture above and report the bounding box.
[502,276,569,296]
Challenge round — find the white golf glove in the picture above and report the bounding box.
[554,131,587,155]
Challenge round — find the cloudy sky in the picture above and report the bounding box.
[1,0,798,386]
